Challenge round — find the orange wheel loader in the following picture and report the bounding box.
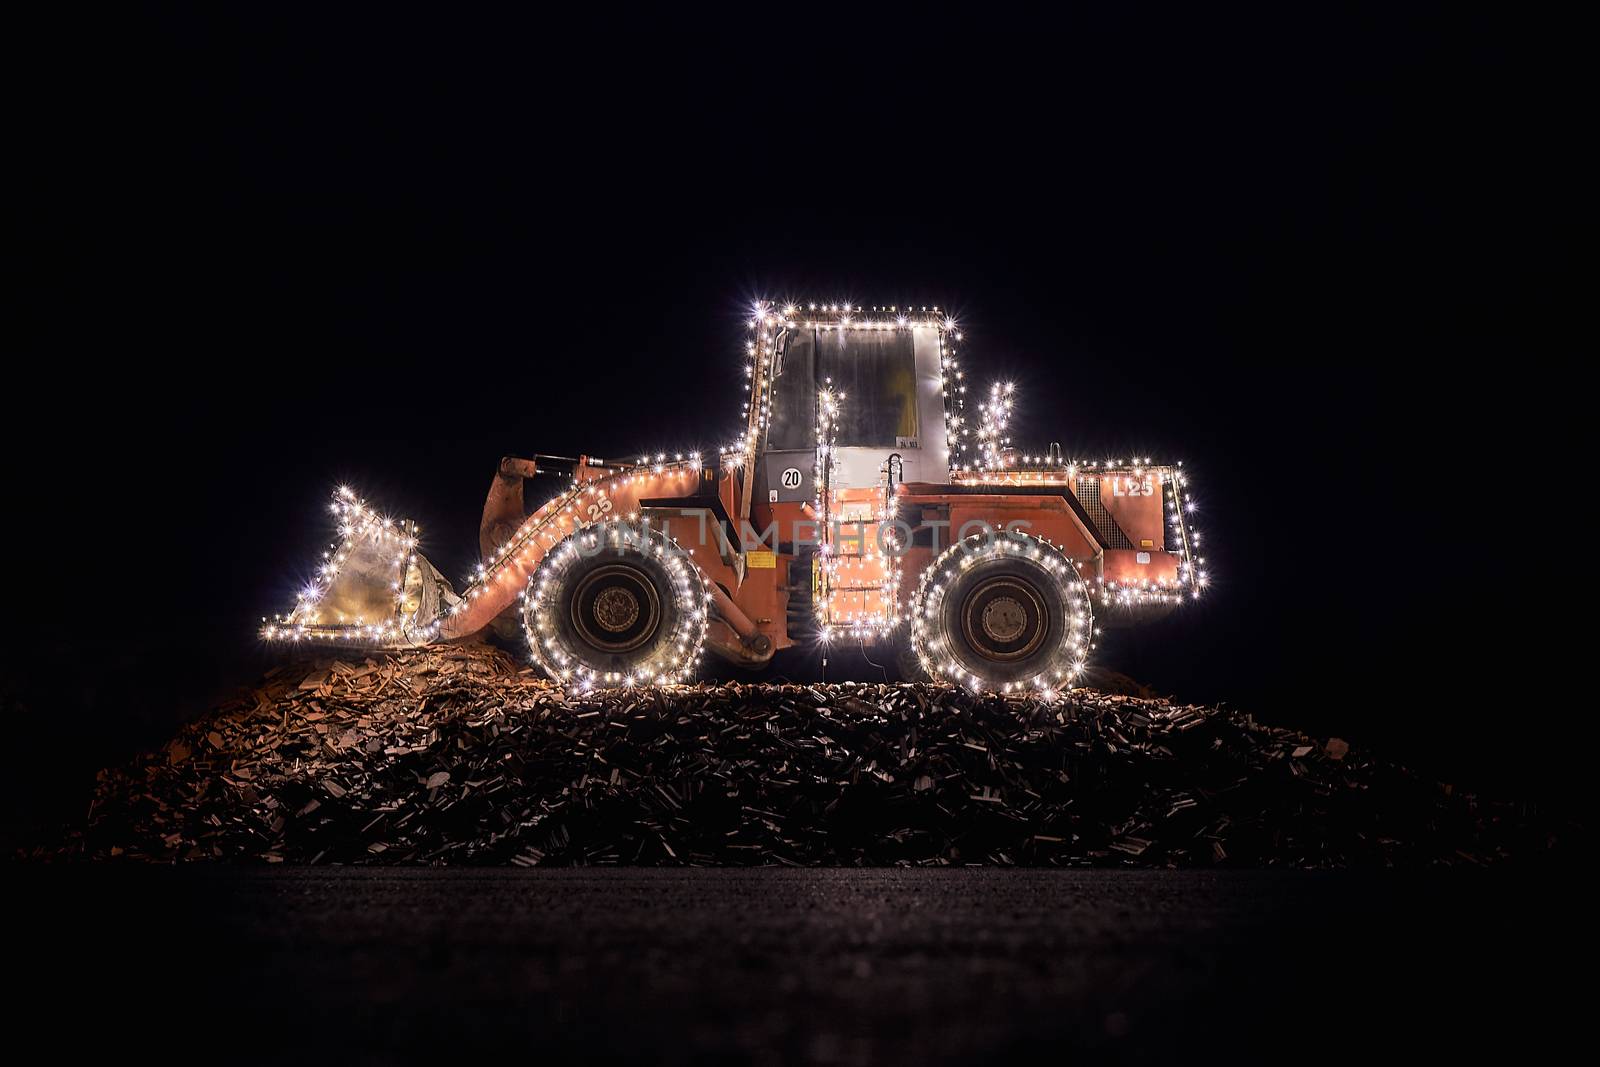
[263,302,1206,695]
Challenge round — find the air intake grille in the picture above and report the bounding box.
[1075,478,1135,549]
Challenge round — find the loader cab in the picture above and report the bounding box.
[759,313,953,502]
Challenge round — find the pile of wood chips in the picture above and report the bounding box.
[41,644,1560,866]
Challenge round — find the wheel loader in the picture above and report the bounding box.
[264,302,1206,695]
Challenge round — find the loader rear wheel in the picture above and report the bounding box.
[893,638,930,683]
[522,522,709,688]
[908,532,1093,694]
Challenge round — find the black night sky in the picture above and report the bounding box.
[7,7,1581,835]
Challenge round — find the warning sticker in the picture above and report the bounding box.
[747,550,777,569]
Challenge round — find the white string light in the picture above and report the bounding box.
[261,486,438,645]
[520,520,711,692]
[908,532,1094,699]
[975,381,1015,469]
[949,457,1208,607]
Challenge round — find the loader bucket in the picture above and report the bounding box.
[262,487,455,646]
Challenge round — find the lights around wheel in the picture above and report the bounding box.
[521,520,711,691]
[909,532,1094,700]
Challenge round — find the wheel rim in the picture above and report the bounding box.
[572,564,661,653]
[958,575,1049,663]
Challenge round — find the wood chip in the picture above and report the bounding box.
[39,642,1564,869]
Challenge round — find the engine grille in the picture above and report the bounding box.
[1074,478,1135,549]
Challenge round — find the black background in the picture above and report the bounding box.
[5,8,1581,840]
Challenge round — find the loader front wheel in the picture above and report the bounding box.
[522,523,709,687]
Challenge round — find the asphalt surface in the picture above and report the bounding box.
[9,868,1581,1064]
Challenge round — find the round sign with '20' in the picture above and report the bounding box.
[780,467,803,489]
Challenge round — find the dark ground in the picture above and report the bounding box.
[11,868,1583,1064]
[46,642,1565,868]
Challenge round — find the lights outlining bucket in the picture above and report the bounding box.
[261,486,441,645]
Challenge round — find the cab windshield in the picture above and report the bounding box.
[765,327,919,451]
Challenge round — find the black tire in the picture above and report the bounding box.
[909,533,1092,692]
[523,523,707,687]
[893,638,930,682]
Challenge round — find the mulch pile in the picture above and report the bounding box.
[37,644,1564,867]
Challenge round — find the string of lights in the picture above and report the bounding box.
[947,379,1207,606]
[975,381,1015,469]
[450,455,705,616]
[729,302,969,469]
[812,379,840,636]
[520,520,711,691]
[261,486,435,644]
[909,531,1093,700]
[947,454,1209,607]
